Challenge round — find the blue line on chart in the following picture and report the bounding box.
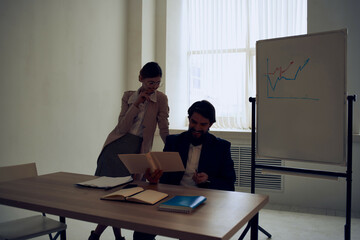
[265,58,319,101]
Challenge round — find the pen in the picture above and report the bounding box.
[194,169,200,179]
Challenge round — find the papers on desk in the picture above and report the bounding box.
[158,195,207,214]
[76,176,133,189]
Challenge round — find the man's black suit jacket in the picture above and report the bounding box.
[160,132,236,191]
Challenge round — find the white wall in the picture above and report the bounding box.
[0,1,130,234]
[0,0,128,175]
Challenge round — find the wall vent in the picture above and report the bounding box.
[231,145,283,191]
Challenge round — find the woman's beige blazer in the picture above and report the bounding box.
[103,90,169,153]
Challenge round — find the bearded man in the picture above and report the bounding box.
[133,100,236,240]
[159,100,236,190]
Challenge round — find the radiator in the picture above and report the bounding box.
[231,145,283,191]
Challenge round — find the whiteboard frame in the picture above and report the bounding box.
[255,29,347,165]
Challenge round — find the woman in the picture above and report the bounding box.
[89,62,169,240]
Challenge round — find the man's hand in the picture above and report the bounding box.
[192,171,209,184]
[144,168,163,184]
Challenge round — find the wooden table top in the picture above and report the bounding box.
[0,172,268,240]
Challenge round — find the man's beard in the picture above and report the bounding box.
[187,128,207,146]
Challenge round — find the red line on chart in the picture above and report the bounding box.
[266,61,294,78]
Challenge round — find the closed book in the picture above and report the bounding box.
[158,195,206,214]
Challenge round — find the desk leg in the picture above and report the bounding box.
[250,213,259,240]
[60,216,67,240]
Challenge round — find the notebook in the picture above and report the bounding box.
[158,195,206,213]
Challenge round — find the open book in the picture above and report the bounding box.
[76,176,133,189]
[101,187,168,205]
[118,152,185,174]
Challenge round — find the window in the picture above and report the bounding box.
[166,0,307,131]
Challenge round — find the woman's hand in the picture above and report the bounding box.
[134,89,153,107]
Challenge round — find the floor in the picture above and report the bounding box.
[31,205,360,240]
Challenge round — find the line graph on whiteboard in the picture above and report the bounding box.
[265,57,319,101]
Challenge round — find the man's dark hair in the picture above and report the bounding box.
[140,62,162,78]
[188,100,216,124]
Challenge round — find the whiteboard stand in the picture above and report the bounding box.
[246,95,356,240]
[238,97,272,240]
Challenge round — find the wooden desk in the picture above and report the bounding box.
[0,172,268,240]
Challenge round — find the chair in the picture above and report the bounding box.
[0,163,67,240]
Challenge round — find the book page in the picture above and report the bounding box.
[150,152,185,172]
[118,154,151,173]
[101,187,144,201]
[127,189,168,205]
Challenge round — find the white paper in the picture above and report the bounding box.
[77,176,133,188]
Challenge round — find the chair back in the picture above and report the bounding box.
[0,163,38,183]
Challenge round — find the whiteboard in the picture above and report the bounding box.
[256,29,347,165]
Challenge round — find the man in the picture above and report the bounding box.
[133,100,236,240]
[160,100,236,190]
